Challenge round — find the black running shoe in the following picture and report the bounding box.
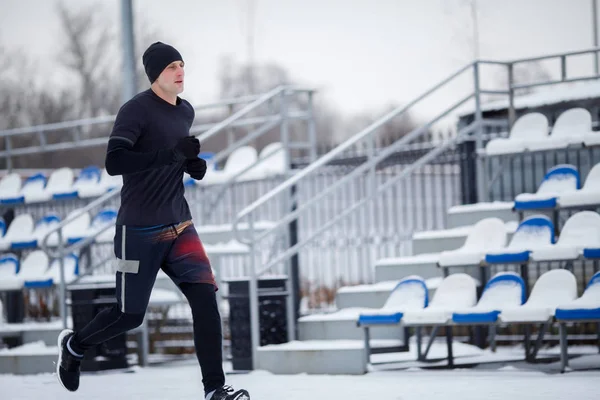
[209,385,250,400]
[56,329,82,392]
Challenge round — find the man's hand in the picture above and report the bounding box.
[173,136,200,160]
[185,157,208,180]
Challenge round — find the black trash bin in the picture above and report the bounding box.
[227,277,288,371]
[2,290,25,323]
[68,280,129,372]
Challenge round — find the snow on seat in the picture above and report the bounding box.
[527,108,592,151]
[438,218,507,268]
[514,164,580,210]
[558,162,600,208]
[0,253,20,291]
[0,173,23,204]
[531,211,600,262]
[242,142,287,181]
[484,112,548,156]
[16,250,51,288]
[88,209,117,243]
[0,214,35,251]
[32,214,61,248]
[555,271,600,321]
[49,167,78,200]
[62,210,91,244]
[402,273,477,326]
[499,269,578,323]
[24,254,79,288]
[452,272,526,324]
[485,215,555,264]
[356,275,428,326]
[149,287,184,307]
[202,146,258,185]
[73,166,102,198]
[21,173,49,203]
[99,168,123,193]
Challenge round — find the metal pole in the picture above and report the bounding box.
[594,0,599,75]
[248,218,260,370]
[473,62,486,202]
[279,91,298,342]
[57,231,67,329]
[121,0,137,104]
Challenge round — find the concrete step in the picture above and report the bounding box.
[374,253,441,283]
[0,341,57,374]
[445,201,517,229]
[256,339,403,375]
[298,308,406,341]
[0,320,63,347]
[335,278,444,310]
[411,220,518,255]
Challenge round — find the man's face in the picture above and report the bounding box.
[155,60,185,95]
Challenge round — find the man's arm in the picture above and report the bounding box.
[105,100,200,176]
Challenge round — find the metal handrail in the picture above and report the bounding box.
[233,62,475,237]
[0,87,311,138]
[248,93,474,263]
[255,120,479,276]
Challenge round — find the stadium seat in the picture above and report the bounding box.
[499,269,578,323]
[452,272,526,324]
[555,271,600,321]
[24,253,79,288]
[49,167,78,200]
[558,162,600,209]
[0,253,20,291]
[356,275,428,326]
[437,217,507,268]
[0,173,23,204]
[74,166,103,198]
[485,215,555,264]
[527,108,592,151]
[484,112,548,156]
[14,250,51,288]
[89,208,118,243]
[242,142,287,181]
[0,214,35,251]
[402,273,477,325]
[514,164,580,210]
[20,173,48,204]
[202,146,258,185]
[531,211,600,262]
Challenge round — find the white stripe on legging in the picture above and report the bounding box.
[121,225,126,313]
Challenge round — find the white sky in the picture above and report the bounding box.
[0,0,596,123]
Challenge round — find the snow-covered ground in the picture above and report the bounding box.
[1,352,599,400]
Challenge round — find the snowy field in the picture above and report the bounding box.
[1,354,599,400]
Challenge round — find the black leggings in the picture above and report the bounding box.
[70,282,225,395]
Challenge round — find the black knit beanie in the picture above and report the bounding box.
[142,42,183,83]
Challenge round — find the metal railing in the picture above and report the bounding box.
[35,85,316,329]
[231,48,600,369]
[0,86,315,170]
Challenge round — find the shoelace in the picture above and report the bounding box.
[220,385,234,393]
